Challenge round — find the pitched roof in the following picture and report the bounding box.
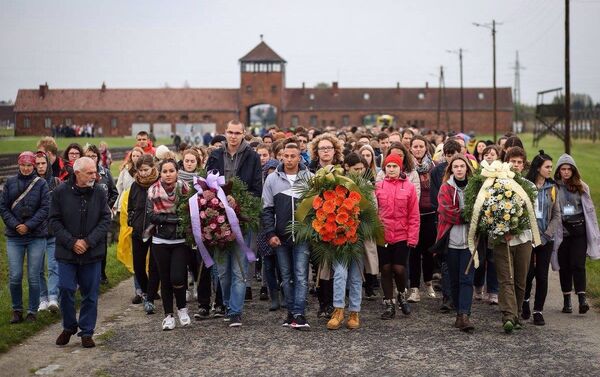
[284,87,513,112]
[14,88,239,113]
[239,41,286,63]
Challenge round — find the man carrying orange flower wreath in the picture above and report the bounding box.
[261,143,314,330]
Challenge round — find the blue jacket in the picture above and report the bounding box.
[206,141,262,197]
[0,172,50,238]
[261,163,313,244]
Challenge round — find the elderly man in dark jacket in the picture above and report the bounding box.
[50,157,111,348]
[205,120,262,326]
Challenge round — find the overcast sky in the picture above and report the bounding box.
[1,0,598,105]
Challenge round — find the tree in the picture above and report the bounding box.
[265,106,277,125]
[183,80,190,88]
[552,93,594,109]
[314,82,331,89]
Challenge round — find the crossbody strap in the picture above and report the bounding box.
[11,177,41,210]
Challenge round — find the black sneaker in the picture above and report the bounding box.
[365,287,377,301]
[381,300,395,320]
[291,314,310,330]
[254,272,262,282]
[228,314,242,327]
[533,312,545,326]
[259,286,269,301]
[131,294,143,305]
[398,293,411,315]
[578,293,590,314]
[324,305,335,319]
[245,287,252,301]
[213,305,226,318]
[194,307,210,320]
[521,300,531,320]
[282,312,294,327]
[440,296,452,313]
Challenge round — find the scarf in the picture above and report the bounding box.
[415,154,433,174]
[147,179,189,214]
[135,168,159,189]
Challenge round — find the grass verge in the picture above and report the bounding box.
[0,136,171,154]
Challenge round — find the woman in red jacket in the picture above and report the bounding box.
[375,154,420,320]
[435,155,475,332]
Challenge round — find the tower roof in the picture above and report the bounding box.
[239,41,286,63]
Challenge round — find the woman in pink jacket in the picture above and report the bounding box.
[375,154,420,320]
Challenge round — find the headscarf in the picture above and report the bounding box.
[18,151,36,165]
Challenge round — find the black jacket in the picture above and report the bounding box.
[127,181,150,238]
[97,165,119,208]
[145,181,187,240]
[261,163,313,244]
[0,172,50,238]
[206,141,262,197]
[430,161,448,212]
[49,178,111,264]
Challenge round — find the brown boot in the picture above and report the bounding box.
[81,336,95,348]
[454,314,463,328]
[459,314,474,333]
[56,329,75,346]
[10,310,23,324]
[326,308,344,330]
[347,312,360,330]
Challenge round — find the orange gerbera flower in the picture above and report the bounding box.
[312,196,324,210]
[335,185,348,197]
[312,219,324,232]
[332,236,347,246]
[326,213,337,223]
[324,222,338,234]
[322,200,337,214]
[352,206,360,215]
[335,212,350,224]
[334,196,344,206]
[348,234,358,243]
[348,191,362,203]
[323,190,337,201]
[322,232,335,242]
[316,209,327,221]
[342,198,357,211]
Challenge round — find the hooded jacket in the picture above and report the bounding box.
[0,171,50,238]
[49,176,111,264]
[375,175,420,245]
[206,140,262,197]
[551,154,600,270]
[436,176,469,249]
[261,163,313,244]
[97,164,119,208]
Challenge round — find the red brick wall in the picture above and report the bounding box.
[240,71,285,126]
[281,110,512,136]
[15,111,240,137]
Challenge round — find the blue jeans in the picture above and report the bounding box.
[473,247,499,294]
[275,242,309,315]
[262,254,280,296]
[7,236,47,313]
[446,248,475,315]
[39,237,59,302]
[58,261,101,337]
[333,259,364,312]
[215,234,250,316]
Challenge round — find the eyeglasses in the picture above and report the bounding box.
[68,152,81,156]
[298,139,307,144]
[226,131,244,136]
[318,146,334,151]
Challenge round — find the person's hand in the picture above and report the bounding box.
[268,236,281,248]
[226,195,236,208]
[15,224,28,235]
[73,239,88,254]
[504,233,513,242]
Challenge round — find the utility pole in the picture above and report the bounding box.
[447,49,465,132]
[474,20,502,141]
[437,66,442,130]
[565,0,571,154]
[511,51,525,131]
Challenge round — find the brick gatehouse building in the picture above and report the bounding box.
[13,41,512,137]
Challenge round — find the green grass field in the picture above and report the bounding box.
[0,136,172,154]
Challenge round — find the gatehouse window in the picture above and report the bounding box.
[310,115,317,127]
[291,116,299,127]
[24,117,31,128]
[111,118,118,129]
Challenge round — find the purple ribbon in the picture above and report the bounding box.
[188,173,256,266]
[189,177,214,267]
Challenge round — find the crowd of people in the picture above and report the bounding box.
[1,122,599,348]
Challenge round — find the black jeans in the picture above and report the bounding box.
[152,243,189,315]
[197,263,223,309]
[132,235,160,300]
[409,213,436,288]
[558,233,588,293]
[524,241,553,311]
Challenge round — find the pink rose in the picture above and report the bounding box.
[199,211,206,219]
[199,198,207,206]
[223,230,231,237]
[211,198,219,206]
[209,223,217,230]
[217,215,225,224]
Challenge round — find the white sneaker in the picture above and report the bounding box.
[177,307,191,327]
[407,288,421,303]
[425,283,437,298]
[488,293,499,305]
[186,289,193,303]
[48,299,59,313]
[38,300,49,312]
[162,315,176,331]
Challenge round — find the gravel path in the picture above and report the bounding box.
[1,271,599,377]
